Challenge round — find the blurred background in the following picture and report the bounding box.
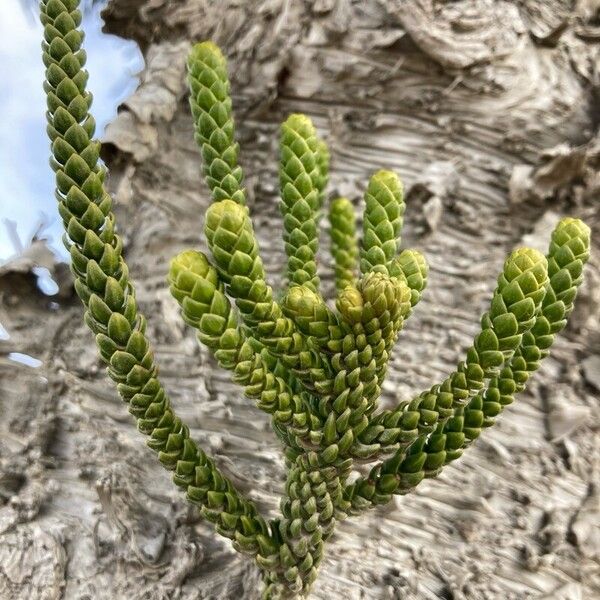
[0,1,599,599]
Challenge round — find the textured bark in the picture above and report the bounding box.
[1,1,599,598]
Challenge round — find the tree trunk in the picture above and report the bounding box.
[1,1,599,598]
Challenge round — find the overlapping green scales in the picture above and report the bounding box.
[262,452,351,596]
[352,251,428,452]
[168,250,312,442]
[281,284,341,350]
[445,217,591,461]
[282,273,412,461]
[373,249,429,385]
[280,114,322,292]
[187,42,245,204]
[204,199,330,394]
[335,272,412,393]
[361,170,405,276]
[329,197,359,292]
[344,247,550,509]
[390,249,429,308]
[413,247,548,432]
[41,0,277,564]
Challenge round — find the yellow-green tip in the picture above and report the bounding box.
[554,217,591,244]
[337,285,364,324]
[170,250,214,279]
[368,169,403,194]
[206,199,248,232]
[190,40,224,61]
[359,272,411,322]
[505,247,547,274]
[330,197,353,212]
[283,113,316,137]
[501,247,548,306]
[282,285,322,318]
[168,250,219,304]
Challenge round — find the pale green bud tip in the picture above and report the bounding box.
[554,217,591,246]
[169,250,218,286]
[501,248,548,302]
[369,169,403,195]
[330,197,353,213]
[43,0,79,14]
[394,249,428,290]
[337,286,364,323]
[408,250,428,275]
[206,199,247,231]
[361,272,411,314]
[282,285,322,318]
[168,251,220,306]
[283,113,316,138]
[189,41,225,63]
[171,249,209,275]
[362,271,393,295]
[505,248,547,276]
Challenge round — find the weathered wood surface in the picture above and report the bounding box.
[1,1,599,598]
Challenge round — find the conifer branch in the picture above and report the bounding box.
[279,115,322,292]
[40,0,276,563]
[360,170,405,276]
[329,197,359,292]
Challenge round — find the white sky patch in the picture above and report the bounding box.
[0,0,144,261]
[8,352,43,368]
[32,266,60,295]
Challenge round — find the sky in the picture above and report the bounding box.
[0,0,144,261]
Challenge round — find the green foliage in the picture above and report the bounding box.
[361,169,405,276]
[279,114,322,292]
[41,6,591,598]
[328,197,358,292]
[188,41,245,204]
[40,0,273,561]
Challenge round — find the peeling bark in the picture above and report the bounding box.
[1,1,599,598]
